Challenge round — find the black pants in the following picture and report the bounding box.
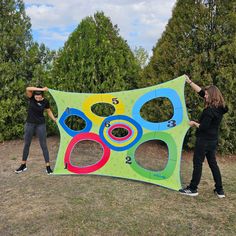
[189,138,223,191]
[22,122,50,163]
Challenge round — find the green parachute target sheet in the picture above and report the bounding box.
[49,75,190,191]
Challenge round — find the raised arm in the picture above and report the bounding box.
[184,75,201,93]
[26,87,48,98]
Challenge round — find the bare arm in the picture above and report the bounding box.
[26,87,48,98]
[189,121,200,128]
[46,108,57,123]
[184,75,201,93]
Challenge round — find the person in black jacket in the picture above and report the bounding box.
[180,75,228,198]
[15,86,57,175]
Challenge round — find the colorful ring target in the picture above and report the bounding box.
[105,121,137,145]
[82,94,125,125]
[64,132,111,174]
[126,132,177,180]
[108,124,133,141]
[49,76,189,191]
[59,108,92,137]
[132,88,183,131]
[99,115,143,151]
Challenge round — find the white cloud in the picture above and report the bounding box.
[24,0,176,53]
[40,30,70,41]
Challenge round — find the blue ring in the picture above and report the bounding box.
[59,108,92,137]
[99,115,143,151]
[132,88,183,131]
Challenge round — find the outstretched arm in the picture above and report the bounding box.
[184,75,202,93]
[189,120,200,128]
[185,74,204,127]
[26,87,48,98]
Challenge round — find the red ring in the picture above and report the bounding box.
[108,124,132,141]
[64,132,110,174]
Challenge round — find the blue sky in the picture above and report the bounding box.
[24,0,176,55]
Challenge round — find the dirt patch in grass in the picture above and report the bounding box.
[0,136,236,236]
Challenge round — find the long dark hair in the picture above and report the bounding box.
[205,85,225,108]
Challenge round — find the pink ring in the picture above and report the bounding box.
[64,132,110,174]
[108,124,132,141]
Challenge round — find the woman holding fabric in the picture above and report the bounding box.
[15,86,57,174]
[180,75,228,198]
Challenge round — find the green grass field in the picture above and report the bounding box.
[1,136,235,236]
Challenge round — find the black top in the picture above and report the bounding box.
[196,90,228,140]
[26,97,50,124]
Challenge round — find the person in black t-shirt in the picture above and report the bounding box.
[180,75,228,198]
[15,86,57,175]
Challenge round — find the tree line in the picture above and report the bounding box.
[0,0,235,153]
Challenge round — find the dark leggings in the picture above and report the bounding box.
[189,138,223,191]
[22,123,50,163]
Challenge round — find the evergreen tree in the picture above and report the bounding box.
[133,46,149,69]
[49,12,141,130]
[50,11,140,93]
[0,0,32,140]
[143,0,236,153]
[0,0,55,140]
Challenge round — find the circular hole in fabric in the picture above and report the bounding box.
[99,115,143,151]
[140,97,173,123]
[64,132,110,174]
[109,125,131,141]
[82,94,125,125]
[65,115,86,131]
[70,140,104,167]
[91,103,115,117]
[134,140,168,171]
[59,108,92,137]
[126,132,177,180]
[132,88,183,131]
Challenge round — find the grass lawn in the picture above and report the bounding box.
[0,136,235,236]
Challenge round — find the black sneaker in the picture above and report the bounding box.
[179,186,198,196]
[214,189,225,198]
[46,166,53,175]
[15,164,27,174]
